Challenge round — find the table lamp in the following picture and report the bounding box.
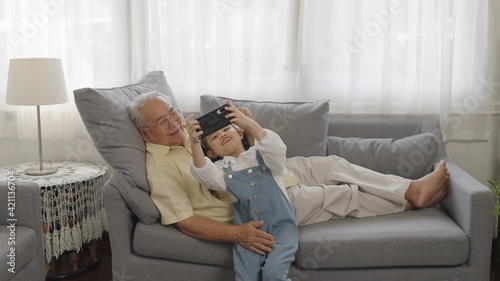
[6,58,69,176]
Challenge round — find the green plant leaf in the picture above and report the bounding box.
[495,203,500,215]
[489,178,500,197]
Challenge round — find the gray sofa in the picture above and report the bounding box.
[74,71,495,281]
[0,181,45,281]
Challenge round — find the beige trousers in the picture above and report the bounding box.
[284,155,411,226]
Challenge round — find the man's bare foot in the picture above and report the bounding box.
[405,160,449,209]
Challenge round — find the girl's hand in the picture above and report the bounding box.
[225,100,266,142]
[235,106,255,146]
[225,101,255,131]
[183,114,203,143]
[237,106,254,120]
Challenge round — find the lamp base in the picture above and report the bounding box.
[25,166,58,176]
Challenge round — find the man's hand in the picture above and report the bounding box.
[176,216,274,255]
[235,220,275,255]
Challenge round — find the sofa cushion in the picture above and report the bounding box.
[295,207,469,269]
[327,133,438,179]
[74,71,175,223]
[133,222,233,267]
[134,208,469,270]
[0,226,36,279]
[74,71,177,192]
[200,95,330,158]
[108,171,160,224]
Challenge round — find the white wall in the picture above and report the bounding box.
[488,0,500,183]
[445,116,499,186]
[0,136,105,168]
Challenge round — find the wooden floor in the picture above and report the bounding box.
[492,240,500,281]
[51,234,500,281]
[46,233,112,281]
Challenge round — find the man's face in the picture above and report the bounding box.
[138,98,185,146]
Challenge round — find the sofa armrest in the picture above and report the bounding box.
[439,161,495,280]
[0,180,45,281]
[102,179,138,276]
[0,181,42,233]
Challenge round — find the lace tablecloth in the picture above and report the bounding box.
[0,160,109,262]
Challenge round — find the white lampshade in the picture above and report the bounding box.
[5,58,68,176]
[6,58,68,105]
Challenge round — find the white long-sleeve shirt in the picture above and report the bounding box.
[190,129,291,203]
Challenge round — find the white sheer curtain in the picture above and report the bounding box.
[135,0,297,112]
[0,0,493,142]
[0,0,129,140]
[297,0,491,141]
[137,0,491,141]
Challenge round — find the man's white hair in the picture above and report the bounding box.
[127,91,173,128]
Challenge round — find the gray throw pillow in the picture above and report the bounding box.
[327,133,438,179]
[200,95,330,158]
[74,71,176,223]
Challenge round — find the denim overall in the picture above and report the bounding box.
[224,150,298,281]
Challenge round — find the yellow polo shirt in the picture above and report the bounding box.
[146,130,233,225]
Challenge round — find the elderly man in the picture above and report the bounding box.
[127,91,449,254]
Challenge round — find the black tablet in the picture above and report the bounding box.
[195,104,233,139]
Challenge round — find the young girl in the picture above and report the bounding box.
[185,101,298,281]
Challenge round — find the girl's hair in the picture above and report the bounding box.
[201,125,252,162]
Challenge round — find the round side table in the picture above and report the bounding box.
[0,159,109,279]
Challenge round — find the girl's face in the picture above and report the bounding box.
[205,125,245,159]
